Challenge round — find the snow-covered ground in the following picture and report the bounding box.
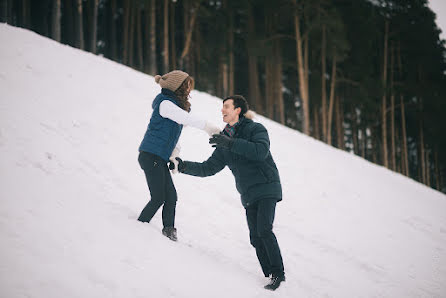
[1,24,445,298]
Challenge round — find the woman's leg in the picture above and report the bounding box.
[138,152,167,223]
[161,167,178,228]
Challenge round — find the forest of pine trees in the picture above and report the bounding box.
[1,0,445,193]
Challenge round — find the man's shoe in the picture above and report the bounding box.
[264,274,285,291]
[162,227,177,241]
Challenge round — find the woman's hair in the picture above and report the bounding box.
[174,76,194,112]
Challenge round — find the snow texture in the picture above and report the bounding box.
[1,24,446,298]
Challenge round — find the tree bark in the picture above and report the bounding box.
[419,100,426,184]
[434,148,440,190]
[313,105,320,140]
[90,0,98,54]
[163,0,169,72]
[275,38,284,124]
[351,107,359,155]
[293,0,310,135]
[247,2,263,114]
[381,20,389,168]
[128,1,135,67]
[0,0,6,23]
[179,2,199,70]
[390,43,396,171]
[321,25,327,141]
[21,0,30,29]
[170,0,176,70]
[327,51,337,145]
[426,150,431,187]
[75,0,84,50]
[397,40,409,176]
[52,0,61,42]
[335,96,344,150]
[109,0,117,61]
[123,0,130,64]
[136,2,144,70]
[228,8,234,96]
[148,0,157,74]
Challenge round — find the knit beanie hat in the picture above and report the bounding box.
[154,70,189,92]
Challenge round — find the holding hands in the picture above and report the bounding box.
[169,157,185,173]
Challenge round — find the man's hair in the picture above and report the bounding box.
[223,95,249,116]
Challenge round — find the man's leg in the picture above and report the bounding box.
[138,152,166,223]
[246,204,272,277]
[256,199,284,278]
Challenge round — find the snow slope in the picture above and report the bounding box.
[1,24,445,298]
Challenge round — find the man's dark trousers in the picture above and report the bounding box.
[246,198,284,278]
[138,151,177,227]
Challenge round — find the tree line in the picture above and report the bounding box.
[1,0,445,193]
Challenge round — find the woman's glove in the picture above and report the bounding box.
[204,121,221,136]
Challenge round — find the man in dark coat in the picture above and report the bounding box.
[173,95,285,290]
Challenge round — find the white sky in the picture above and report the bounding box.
[429,0,446,40]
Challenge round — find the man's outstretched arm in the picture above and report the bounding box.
[176,149,226,177]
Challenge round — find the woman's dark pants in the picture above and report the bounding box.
[246,198,284,278]
[138,151,177,228]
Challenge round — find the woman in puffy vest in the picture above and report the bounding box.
[138,70,220,241]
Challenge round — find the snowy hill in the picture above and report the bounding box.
[1,24,446,298]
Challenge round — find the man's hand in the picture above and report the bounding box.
[209,134,233,149]
[175,157,185,173]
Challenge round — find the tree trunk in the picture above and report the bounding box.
[247,2,262,114]
[21,0,30,29]
[381,19,389,168]
[123,0,130,64]
[148,0,156,74]
[275,38,284,124]
[170,1,176,70]
[335,96,344,150]
[419,101,426,184]
[425,150,431,187]
[179,2,199,70]
[327,51,337,145]
[434,148,440,190]
[313,105,320,140]
[52,0,61,42]
[162,0,169,72]
[265,55,274,119]
[109,0,117,61]
[63,0,74,46]
[75,0,84,50]
[321,25,327,141]
[361,128,366,159]
[390,43,396,171]
[351,107,359,155]
[293,0,310,135]
[228,8,234,96]
[128,1,135,68]
[371,127,378,163]
[90,0,98,54]
[136,3,144,70]
[0,0,6,23]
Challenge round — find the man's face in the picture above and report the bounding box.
[221,99,241,125]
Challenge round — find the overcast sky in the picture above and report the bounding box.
[429,0,446,40]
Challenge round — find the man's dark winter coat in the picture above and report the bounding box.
[182,116,282,208]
